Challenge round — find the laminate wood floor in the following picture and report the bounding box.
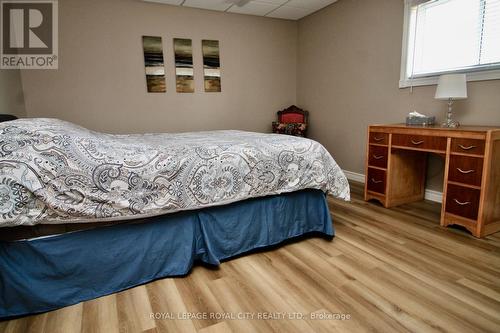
[1,181,499,333]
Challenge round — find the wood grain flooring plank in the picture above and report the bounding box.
[43,303,82,333]
[336,214,500,284]
[220,259,316,333]
[309,237,384,270]
[457,278,500,303]
[244,251,321,315]
[206,276,275,333]
[145,279,196,333]
[335,222,500,320]
[378,264,500,331]
[338,198,500,266]
[341,280,442,333]
[81,294,119,333]
[265,248,406,332]
[198,321,233,333]
[1,318,28,333]
[116,285,156,333]
[330,255,483,333]
[173,268,225,331]
[22,313,47,333]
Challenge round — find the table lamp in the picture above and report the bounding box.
[435,74,467,128]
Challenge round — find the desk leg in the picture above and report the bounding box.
[440,138,451,228]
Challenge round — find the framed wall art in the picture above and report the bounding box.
[142,36,166,93]
[173,38,194,93]
[202,40,221,92]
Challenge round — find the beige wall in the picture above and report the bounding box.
[0,69,25,118]
[297,0,500,190]
[21,0,297,134]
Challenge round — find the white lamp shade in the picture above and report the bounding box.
[435,74,468,100]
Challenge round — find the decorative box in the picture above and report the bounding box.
[405,116,435,126]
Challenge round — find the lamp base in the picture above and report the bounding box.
[441,98,460,128]
[441,119,460,128]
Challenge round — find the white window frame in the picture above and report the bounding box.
[399,0,500,88]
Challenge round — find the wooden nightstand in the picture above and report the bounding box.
[364,124,500,238]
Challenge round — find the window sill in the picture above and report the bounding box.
[399,69,500,88]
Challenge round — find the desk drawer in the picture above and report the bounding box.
[446,184,480,220]
[392,134,447,151]
[367,168,386,194]
[451,138,485,156]
[448,155,483,187]
[368,145,388,168]
[369,132,389,145]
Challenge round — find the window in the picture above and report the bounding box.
[400,0,500,88]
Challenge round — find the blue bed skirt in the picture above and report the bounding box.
[0,189,334,319]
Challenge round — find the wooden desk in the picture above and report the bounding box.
[364,124,500,238]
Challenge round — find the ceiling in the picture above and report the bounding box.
[142,0,338,20]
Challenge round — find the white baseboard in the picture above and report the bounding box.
[342,170,443,203]
[423,189,443,203]
[342,170,366,184]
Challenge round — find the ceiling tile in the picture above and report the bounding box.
[143,0,336,20]
[183,0,232,12]
[255,0,288,4]
[286,0,336,10]
[227,1,277,16]
[142,0,184,5]
[265,5,315,20]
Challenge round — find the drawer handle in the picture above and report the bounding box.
[373,136,384,142]
[370,178,383,184]
[453,199,471,206]
[457,168,475,174]
[458,144,477,151]
[372,154,384,160]
[411,140,424,145]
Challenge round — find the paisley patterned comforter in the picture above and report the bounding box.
[0,118,350,227]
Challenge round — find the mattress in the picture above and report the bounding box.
[0,118,350,227]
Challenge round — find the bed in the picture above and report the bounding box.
[0,118,349,319]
